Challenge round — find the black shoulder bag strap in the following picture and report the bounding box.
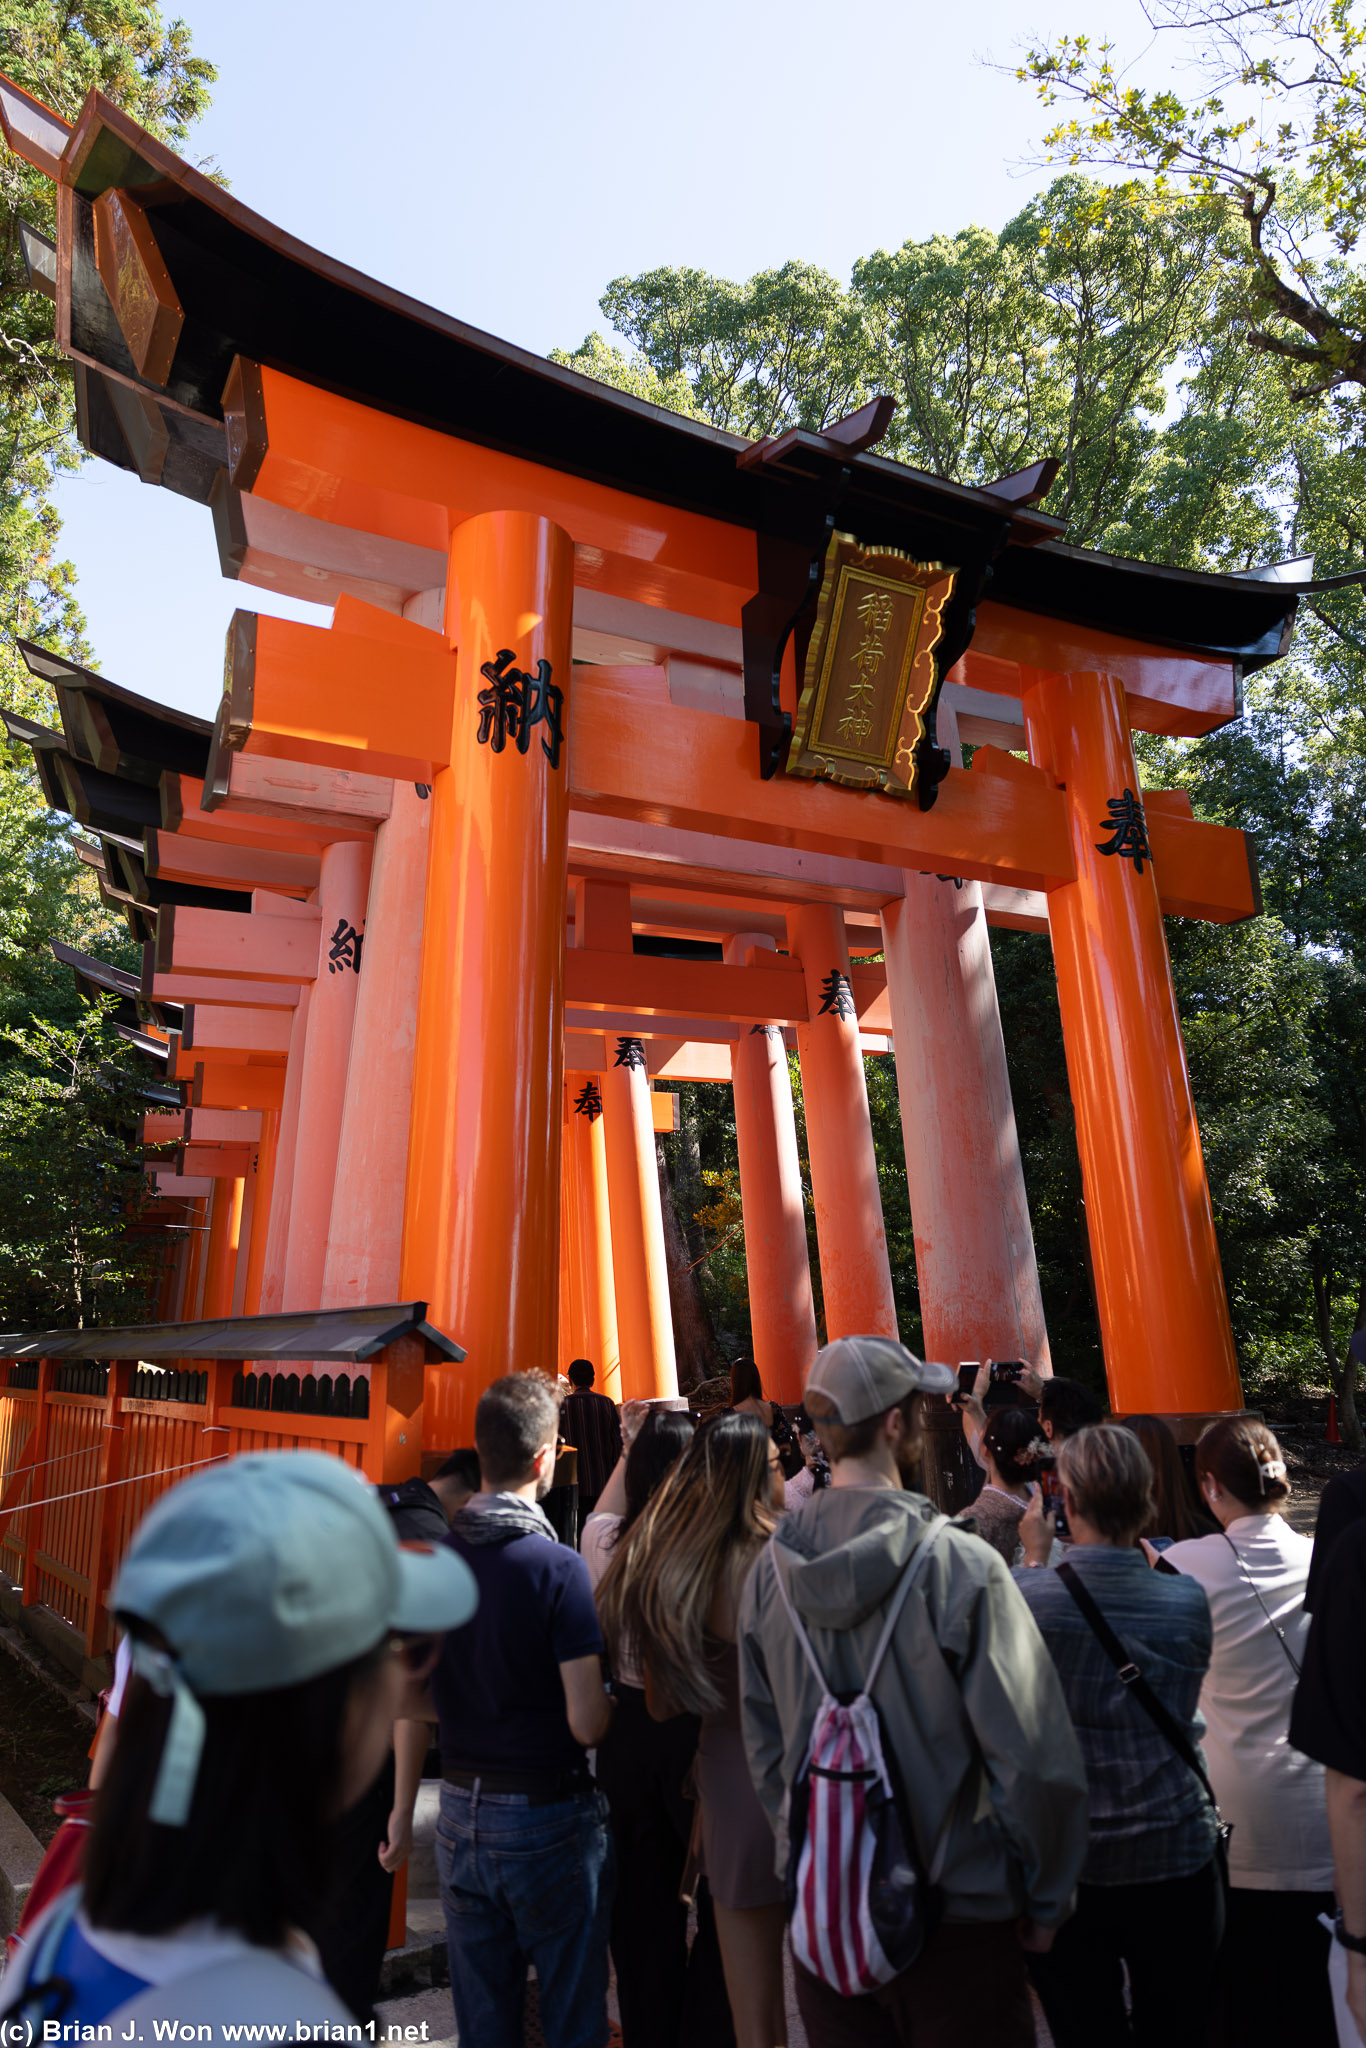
[1057,1561,1231,1876]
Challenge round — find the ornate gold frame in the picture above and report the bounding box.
[785,532,957,797]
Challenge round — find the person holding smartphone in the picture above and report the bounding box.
[1013,1425,1221,2048]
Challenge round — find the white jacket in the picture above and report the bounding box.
[1166,1515,1333,1890]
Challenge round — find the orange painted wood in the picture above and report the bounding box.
[180,1143,253,1178]
[566,947,807,1023]
[1148,810,1260,923]
[169,775,335,852]
[402,511,575,1438]
[17,1361,53,1606]
[565,1073,621,1404]
[1022,667,1242,1415]
[323,783,430,1314]
[969,606,1241,738]
[240,1107,279,1316]
[237,609,453,782]
[86,1361,133,1657]
[216,1405,371,1445]
[157,904,321,984]
[259,985,310,1313]
[375,1334,424,1483]
[282,837,373,1310]
[185,1107,262,1144]
[788,903,898,1341]
[142,1109,184,1142]
[250,364,757,626]
[192,1065,286,1111]
[184,1005,294,1056]
[201,1176,244,1315]
[150,970,302,1010]
[210,754,392,833]
[881,879,1051,1371]
[146,829,320,894]
[726,935,817,1404]
[650,1092,679,1134]
[600,1034,678,1400]
[570,669,1072,891]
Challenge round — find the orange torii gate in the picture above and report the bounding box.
[0,74,1309,1483]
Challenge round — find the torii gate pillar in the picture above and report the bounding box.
[726,933,817,1404]
[1023,667,1242,1416]
[402,511,574,1440]
[882,877,1051,1369]
[788,902,898,1343]
[564,1073,622,1405]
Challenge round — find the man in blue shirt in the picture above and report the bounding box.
[433,1371,615,2048]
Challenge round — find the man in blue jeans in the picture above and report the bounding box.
[432,1370,615,2048]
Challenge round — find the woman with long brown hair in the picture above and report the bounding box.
[599,1410,785,2048]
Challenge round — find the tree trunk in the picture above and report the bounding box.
[656,1136,719,1390]
[1312,1257,1364,1453]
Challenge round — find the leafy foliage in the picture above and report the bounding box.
[1016,1,1366,402]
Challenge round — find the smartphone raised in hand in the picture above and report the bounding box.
[1041,1465,1070,1541]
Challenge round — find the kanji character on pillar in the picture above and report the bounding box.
[817,969,855,1020]
[574,1080,604,1121]
[1095,788,1152,876]
[327,918,364,974]
[613,1036,647,1071]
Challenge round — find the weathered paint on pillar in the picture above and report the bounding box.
[240,1107,279,1316]
[201,1175,244,1318]
[402,510,574,1443]
[566,1070,621,1404]
[725,932,817,1404]
[788,901,898,1342]
[558,1109,577,1383]
[179,1195,208,1322]
[259,985,310,1314]
[322,783,430,1310]
[1022,666,1242,1415]
[230,1146,258,1317]
[282,838,373,1310]
[882,879,1051,1370]
[600,1032,678,1401]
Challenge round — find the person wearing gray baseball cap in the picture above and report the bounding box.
[737,1336,1088,2048]
[0,1450,477,2039]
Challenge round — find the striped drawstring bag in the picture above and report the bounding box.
[771,1517,948,1996]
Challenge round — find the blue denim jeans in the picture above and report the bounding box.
[435,1780,616,2048]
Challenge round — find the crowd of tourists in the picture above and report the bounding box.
[4,1340,1366,2048]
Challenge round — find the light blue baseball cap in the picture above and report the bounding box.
[112,1450,477,1824]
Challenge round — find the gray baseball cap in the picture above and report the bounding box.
[112,1450,477,1826]
[804,1335,956,1424]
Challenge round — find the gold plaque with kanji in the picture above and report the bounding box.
[787,534,956,796]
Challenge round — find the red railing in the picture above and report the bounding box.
[0,1356,391,1659]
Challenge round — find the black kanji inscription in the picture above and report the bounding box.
[817,969,855,1021]
[1095,788,1152,876]
[327,918,363,974]
[574,1080,604,1121]
[476,648,565,768]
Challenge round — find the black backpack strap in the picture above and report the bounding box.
[1056,1561,1219,1813]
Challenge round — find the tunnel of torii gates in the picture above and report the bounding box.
[0,74,1319,1497]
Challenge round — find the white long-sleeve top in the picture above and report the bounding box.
[1165,1514,1333,1890]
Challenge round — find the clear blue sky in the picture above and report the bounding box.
[50,0,1156,717]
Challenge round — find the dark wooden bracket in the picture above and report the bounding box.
[738,397,897,780]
